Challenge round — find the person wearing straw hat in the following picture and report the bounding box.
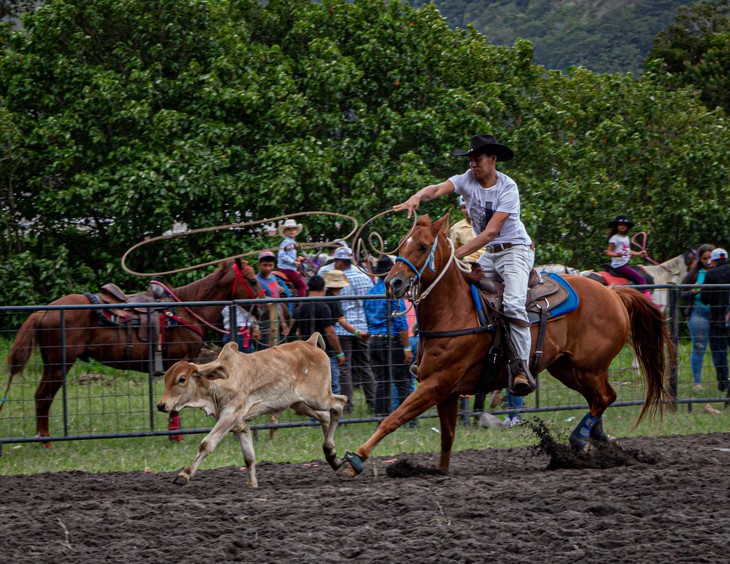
[322,269,362,395]
[330,246,377,413]
[277,218,308,298]
[393,134,535,397]
[364,255,414,416]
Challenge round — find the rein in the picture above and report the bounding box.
[396,230,487,338]
[150,264,263,336]
[631,231,661,267]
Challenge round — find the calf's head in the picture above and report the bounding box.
[156,359,229,413]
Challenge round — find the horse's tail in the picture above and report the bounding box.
[615,287,675,426]
[2,311,44,412]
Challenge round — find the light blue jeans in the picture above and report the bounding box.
[506,389,524,422]
[478,244,535,360]
[687,306,711,385]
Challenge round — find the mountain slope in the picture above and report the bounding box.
[411,0,696,73]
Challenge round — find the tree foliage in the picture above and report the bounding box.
[645,0,730,114]
[0,0,728,311]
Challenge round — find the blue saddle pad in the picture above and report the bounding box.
[539,272,579,320]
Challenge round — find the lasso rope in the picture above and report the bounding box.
[121,211,359,277]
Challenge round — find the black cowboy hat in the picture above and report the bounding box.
[452,134,515,162]
[608,214,634,228]
[373,255,395,276]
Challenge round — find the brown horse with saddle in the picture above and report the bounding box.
[336,215,675,478]
[4,259,262,445]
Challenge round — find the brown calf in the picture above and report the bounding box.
[157,333,347,488]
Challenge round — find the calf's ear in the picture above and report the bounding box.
[199,364,229,380]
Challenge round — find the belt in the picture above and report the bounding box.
[484,242,535,254]
[370,334,394,338]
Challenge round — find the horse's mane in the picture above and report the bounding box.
[173,260,231,301]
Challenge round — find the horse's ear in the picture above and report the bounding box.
[415,214,431,227]
[234,257,242,269]
[432,213,450,236]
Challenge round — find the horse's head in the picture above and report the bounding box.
[230,259,264,315]
[386,214,450,299]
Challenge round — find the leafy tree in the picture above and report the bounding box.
[645,0,730,113]
[0,0,727,316]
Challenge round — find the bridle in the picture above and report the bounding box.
[152,263,265,335]
[231,263,264,300]
[394,232,456,306]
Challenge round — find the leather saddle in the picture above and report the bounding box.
[85,283,171,357]
[472,268,570,326]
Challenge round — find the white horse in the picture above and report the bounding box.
[539,253,691,314]
[641,253,691,312]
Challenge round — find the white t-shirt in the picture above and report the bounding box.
[449,170,531,246]
[609,234,631,267]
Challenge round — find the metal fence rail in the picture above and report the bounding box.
[1,284,728,451]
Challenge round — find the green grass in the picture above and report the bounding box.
[1,340,728,476]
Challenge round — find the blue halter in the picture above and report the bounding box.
[395,236,438,281]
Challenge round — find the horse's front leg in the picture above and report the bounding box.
[336,377,445,478]
[174,414,236,485]
[436,394,460,474]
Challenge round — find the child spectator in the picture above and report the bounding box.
[277,218,308,298]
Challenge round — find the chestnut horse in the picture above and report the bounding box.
[337,215,674,478]
[5,259,262,444]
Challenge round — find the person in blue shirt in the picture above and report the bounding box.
[364,255,414,416]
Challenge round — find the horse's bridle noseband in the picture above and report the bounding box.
[394,235,455,305]
[395,236,438,281]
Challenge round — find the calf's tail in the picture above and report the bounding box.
[307,332,326,351]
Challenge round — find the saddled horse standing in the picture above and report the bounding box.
[5,259,262,444]
[337,215,674,478]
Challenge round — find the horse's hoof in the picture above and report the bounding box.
[41,442,54,449]
[336,463,358,479]
[173,474,189,486]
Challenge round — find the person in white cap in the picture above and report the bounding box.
[277,218,307,298]
[393,134,535,397]
[700,247,730,394]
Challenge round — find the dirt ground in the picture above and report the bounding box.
[2,431,729,563]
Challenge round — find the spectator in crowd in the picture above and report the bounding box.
[331,246,376,413]
[700,248,730,395]
[222,304,260,354]
[291,275,345,393]
[681,244,715,390]
[393,134,535,397]
[504,390,524,426]
[364,256,414,417]
[277,218,308,298]
[255,250,290,348]
[322,269,364,397]
[450,196,485,263]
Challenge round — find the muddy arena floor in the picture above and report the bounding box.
[2,432,729,563]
